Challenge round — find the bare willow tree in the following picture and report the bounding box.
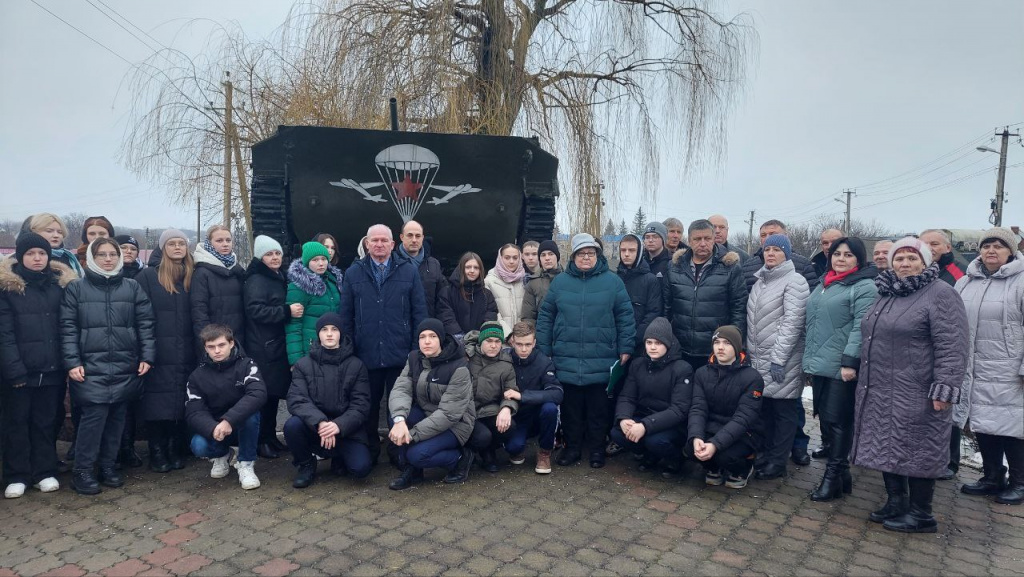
[121,0,754,237]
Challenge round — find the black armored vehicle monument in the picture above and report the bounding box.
[249,124,559,269]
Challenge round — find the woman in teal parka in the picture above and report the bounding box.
[286,242,342,365]
[802,237,878,502]
[536,233,635,469]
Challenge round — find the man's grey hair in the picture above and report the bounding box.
[760,219,787,232]
[663,217,684,231]
[920,229,951,246]
[367,224,393,239]
[688,219,714,238]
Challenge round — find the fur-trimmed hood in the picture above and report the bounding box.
[287,258,343,296]
[0,258,76,294]
[672,246,740,267]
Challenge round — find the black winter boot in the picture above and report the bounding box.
[869,472,908,523]
[961,465,1008,496]
[293,461,317,489]
[884,477,937,533]
[811,422,848,502]
[148,424,171,473]
[71,470,101,495]
[389,466,423,490]
[557,447,582,467]
[167,427,186,470]
[98,466,124,488]
[444,447,475,484]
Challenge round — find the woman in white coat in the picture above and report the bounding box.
[955,227,1024,505]
[484,244,526,336]
[745,235,810,480]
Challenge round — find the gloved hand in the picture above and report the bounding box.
[770,363,785,384]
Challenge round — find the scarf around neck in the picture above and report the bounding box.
[824,266,859,287]
[398,244,425,266]
[51,247,83,276]
[85,243,125,278]
[875,263,940,297]
[493,253,525,284]
[202,238,237,268]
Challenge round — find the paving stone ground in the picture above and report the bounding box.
[2,407,1023,577]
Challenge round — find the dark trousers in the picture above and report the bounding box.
[391,405,462,471]
[608,426,683,463]
[74,402,128,473]
[282,416,372,478]
[976,432,1024,484]
[2,385,63,484]
[562,383,608,454]
[119,400,140,450]
[758,398,803,469]
[366,366,403,457]
[948,426,961,473]
[505,403,560,453]
[190,412,261,462]
[682,354,710,371]
[792,409,810,452]
[698,434,756,478]
[259,396,282,444]
[468,414,516,452]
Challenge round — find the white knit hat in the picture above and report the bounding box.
[253,235,283,260]
[889,236,932,268]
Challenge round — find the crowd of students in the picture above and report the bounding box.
[2,212,1023,537]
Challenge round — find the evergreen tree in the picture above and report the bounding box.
[631,207,648,235]
[618,219,628,235]
[603,219,616,237]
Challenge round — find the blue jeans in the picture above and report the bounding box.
[282,416,373,478]
[505,402,560,453]
[190,412,260,462]
[609,426,683,463]
[390,406,461,471]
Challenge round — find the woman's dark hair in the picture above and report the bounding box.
[315,233,339,265]
[827,237,867,272]
[89,237,121,257]
[455,251,484,301]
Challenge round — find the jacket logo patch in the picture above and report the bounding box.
[751,390,762,398]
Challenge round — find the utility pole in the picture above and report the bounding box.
[992,127,1018,227]
[835,189,855,235]
[222,73,234,227]
[745,210,755,254]
[196,195,201,244]
[231,127,253,249]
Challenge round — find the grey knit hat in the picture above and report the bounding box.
[980,227,1017,251]
[570,233,600,256]
[644,221,668,246]
[158,228,188,249]
[643,317,674,348]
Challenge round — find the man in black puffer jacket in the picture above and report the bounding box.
[285,313,372,488]
[664,220,747,370]
[742,220,820,292]
[185,325,266,490]
[397,221,451,321]
[688,326,763,489]
[505,320,563,474]
[616,234,663,357]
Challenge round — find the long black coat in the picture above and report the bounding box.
[190,245,246,343]
[400,243,449,320]
[287,337,371,444]
[687,356,763,452]
[438,271,498,336]
[664,246,748,357]
[243,258,291,398]
[615,336,693,434]
[0,259,76,387]
[60,270,156,406]
[617,258,663,355]
[135,265,196,421]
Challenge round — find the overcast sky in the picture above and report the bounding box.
[2,1,1022,237]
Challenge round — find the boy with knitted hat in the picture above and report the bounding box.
[465,321,519,471]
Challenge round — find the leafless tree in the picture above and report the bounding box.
[733,214,899,258]
[121,0,755,238]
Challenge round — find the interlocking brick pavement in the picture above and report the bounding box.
[2,420,1023,577]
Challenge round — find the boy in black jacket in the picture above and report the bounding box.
[285,313,372,488]
[185,324,267,490]
[504,321,563,474]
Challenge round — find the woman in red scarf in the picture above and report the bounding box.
[802,237,879,501]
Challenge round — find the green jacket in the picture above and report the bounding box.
[286,260,342,365]
[802,266,878,380]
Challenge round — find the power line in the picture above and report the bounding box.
[27,0,136,67]
[851,129,993,190]
[856,162,1022,211]
[82,0,162,54]
[858,154,995,198]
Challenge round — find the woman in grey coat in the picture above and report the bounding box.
[955,227,1024,505]
[745,235,809,480]
[851,237,968,533]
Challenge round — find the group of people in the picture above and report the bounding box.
[2,212,1023,536]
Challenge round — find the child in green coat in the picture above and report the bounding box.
[286,242,342,364]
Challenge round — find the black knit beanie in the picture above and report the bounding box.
[712,325,743,356]
[538,240,560,262]
[16,232,52,264]
[417,318,446,342]
[644,317,674,348]
[316,312,344,334]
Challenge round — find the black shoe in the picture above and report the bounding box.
[389,466,423,490]
[166,435,186,470]
[810,468,844,502]
[869,473,908,523]
[330,459,348,477]
[660,460,683,479]
[589,452,605,469]
[995,483,1024,505]
[98,467,124,488]
[293,461,317,488]
[937,467,956,481]
[72,470,101,495]
[755,463,786,480]
[118,445,144,468]
[444,448,475,484]
[637,457,659,473]
[557,448,582,467]
[482,451,500,473]
[258,443,280,459]
[57,460,72,474]
[148,442,172,474]
[268,437,288,452]
[811,445,829,460]
[884,477,937,533]
[791,448,811,467]
[961,466,1008,496]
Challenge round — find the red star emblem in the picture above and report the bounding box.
[391,173,422,202]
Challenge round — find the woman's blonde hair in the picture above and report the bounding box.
[206,224,231,240]
[158,249,194,294]
[29,213,68,237]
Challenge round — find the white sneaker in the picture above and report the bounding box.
[34,477,59,493]
[5,483,26,498]
[210,447,235,479]
[235,461,260,490]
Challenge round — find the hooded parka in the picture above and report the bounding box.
[287,336,371,444]
[954,255,1024,439]
[60,269,156,405]
[746,259,810,399]
[285,259,343,365]
[520,265,562,321]
[664,246,748,358]
[135,264,196,420]
[243,258,291,397]
[438,270,498,336]
[464,332,519,418]
[617,246,664,356]
[687,355,763,452]
[190,243,246,342]
[484,268,526,336]
[615,325,693,434]
[388,335,475,444]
